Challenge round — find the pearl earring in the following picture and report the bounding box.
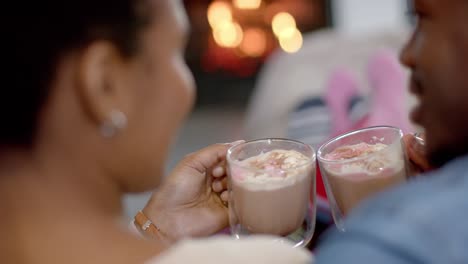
[100,110,128,138]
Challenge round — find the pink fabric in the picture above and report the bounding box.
[359,49,412,133]
[324,68,360,136]
[327,49,413,136]
[317,49,413,204]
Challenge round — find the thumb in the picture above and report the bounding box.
[403,134,431,171]
[181,140,245,174]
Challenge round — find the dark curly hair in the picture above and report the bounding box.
[3,0,150,148]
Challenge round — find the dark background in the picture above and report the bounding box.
[183,0,333,107]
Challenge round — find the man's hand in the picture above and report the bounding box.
[403,134,432,176]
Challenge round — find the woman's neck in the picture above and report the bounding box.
[0,148,132,263]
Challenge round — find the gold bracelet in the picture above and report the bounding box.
[134,210,165,240]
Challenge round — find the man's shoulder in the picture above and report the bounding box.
[353,155,468,222]
[340,156,468,262]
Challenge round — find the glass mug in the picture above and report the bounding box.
[226,139,316,248]
[317,126,409,231]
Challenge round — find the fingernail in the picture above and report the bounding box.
[212,166,224,176]
[221,192,229,202]
[412,133,426,153]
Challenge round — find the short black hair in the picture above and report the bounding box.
[3,0,149,148]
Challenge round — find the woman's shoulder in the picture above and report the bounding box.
[146,235,314,264]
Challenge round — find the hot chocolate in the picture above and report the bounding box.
[230,149,314,236]
[324,142,406,215]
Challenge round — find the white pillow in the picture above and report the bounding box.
[151,235,314,264]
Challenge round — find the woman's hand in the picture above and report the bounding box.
[403,133,432,176]
[141,141,243,242]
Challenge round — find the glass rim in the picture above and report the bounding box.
[317,126,404,164]
[227,138,316,173]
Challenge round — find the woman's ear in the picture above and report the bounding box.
[75,41,133,128]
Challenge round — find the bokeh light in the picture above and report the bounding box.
[240,28,267,57]
[275,27,297,39]
[271,12,296,37]
[208,1,233,28]
[279,28,303,53]
[213,21,244,48]
[233,0,262,10]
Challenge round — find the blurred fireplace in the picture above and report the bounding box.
[183,0,332,107]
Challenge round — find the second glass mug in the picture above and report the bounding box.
[226,139,316,247]
[317,126,409,231]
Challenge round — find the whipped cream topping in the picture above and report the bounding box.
[324,142,404,175]
[231,149,313,190]
[324,142,387,160]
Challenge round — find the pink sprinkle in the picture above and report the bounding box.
[325,143,385,160]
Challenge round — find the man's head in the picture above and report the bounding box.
[401,0,468,167]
